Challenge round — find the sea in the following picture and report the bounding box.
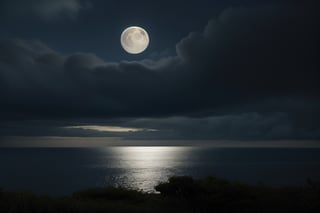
[0,147,320,195]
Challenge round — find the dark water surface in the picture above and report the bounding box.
[0,147,320,195]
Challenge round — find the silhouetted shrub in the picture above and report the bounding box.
[155,176,202,198]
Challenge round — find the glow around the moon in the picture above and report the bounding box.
[121,26,149,54]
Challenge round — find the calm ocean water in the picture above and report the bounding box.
[0,147,320,195]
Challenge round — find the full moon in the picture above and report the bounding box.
[121,26,149,54]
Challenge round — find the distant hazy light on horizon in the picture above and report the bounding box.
[64,125,157,133]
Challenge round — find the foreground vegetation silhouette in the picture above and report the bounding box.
[1,176,319,213]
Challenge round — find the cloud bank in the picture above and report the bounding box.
[0,1,319,142]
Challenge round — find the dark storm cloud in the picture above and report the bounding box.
[0,1,319,140]
[1,0,90,19]
[124,107,320,141]
[1,101,320,140]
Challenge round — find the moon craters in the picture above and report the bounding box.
[121,26,149,54]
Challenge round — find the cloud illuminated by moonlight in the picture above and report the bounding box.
[65,125,157,133]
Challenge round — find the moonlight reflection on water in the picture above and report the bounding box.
[97,147,192,192]
[1,148,319,194]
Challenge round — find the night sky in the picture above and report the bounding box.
[0,0,319,146]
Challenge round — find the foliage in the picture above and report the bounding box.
[0,176,319,213]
